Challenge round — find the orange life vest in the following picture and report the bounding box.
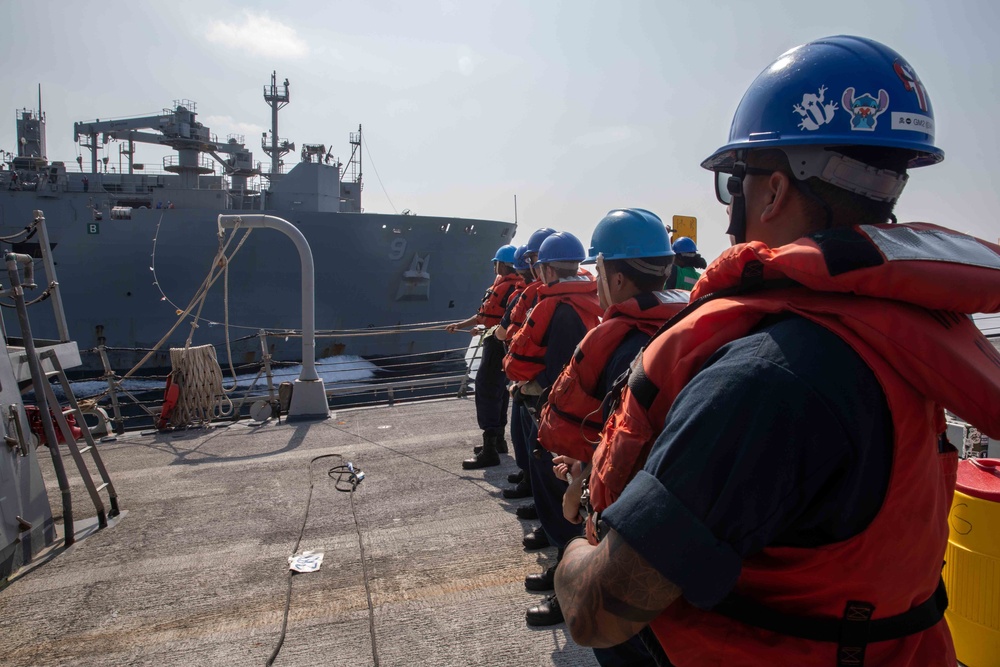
[502,283,529,337]
[503,276,603,382]
[590,223,1000,666]
[476,272,523,325]
[537,290,689,462]
[505,280,542,339]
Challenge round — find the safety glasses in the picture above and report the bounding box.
[714,165,775,205]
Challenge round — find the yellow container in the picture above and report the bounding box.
[944,458,1000,667]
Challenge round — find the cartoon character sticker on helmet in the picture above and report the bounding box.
[842,88,889,131]
[702,36,944,173]
[793,85,839,131]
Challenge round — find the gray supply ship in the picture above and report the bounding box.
[0,74,516,375]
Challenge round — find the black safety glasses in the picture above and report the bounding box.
[714,165,775,205]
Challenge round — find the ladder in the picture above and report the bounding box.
[37,348,121,539]
[2,241,121,546]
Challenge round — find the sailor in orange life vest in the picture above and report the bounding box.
[495,230,559,502]
[503,230,603,627]
[554,35,1000,666]
[446,244,524,469]
[535,208,688,666]
[492,243,539,500]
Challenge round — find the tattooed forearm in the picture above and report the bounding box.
[557,543,604,644]
[601,533,680,617]
[555,531,681,647]
[601,592,661,623]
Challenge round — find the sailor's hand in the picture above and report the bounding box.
[552,455,571,482]
[562,473,585,524]
[552,455,581,483]
[445,322,462,333]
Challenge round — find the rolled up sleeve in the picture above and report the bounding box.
[601,470,742,609]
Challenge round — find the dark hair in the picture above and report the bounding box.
[604,256,673,292]
[750,147,913,228]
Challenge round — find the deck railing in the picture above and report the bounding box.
[63,326,488,433]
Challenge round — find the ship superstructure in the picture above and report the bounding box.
[0,74,516,374]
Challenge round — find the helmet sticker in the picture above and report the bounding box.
[793,85,840,131]
[841,88,889,131]
[893,60,929,112]
[891,112,935,137]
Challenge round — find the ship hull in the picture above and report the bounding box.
[0,192,515,375]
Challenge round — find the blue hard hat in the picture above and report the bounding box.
[672,237,698,254]
[537,231,586,264]
[702,35,943,173]
[525,227,557,253]
[513,244,530,270]
[584,209,673,264]
[492,244,517,264]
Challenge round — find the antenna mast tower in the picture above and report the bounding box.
[261,72,292,178]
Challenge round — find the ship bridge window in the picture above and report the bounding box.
[440,223,451,233]
[464,224,476,235]
[11,242,55,259]
[502,227,511,237]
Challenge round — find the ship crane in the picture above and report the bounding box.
[73,101,259,189]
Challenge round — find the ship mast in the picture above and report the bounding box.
[14,84,47,170]
[261,72,292,180]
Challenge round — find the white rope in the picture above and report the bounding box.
[166,344,234,428]
[122,223,253,379]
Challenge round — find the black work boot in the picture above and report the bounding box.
[515,503,538,520]
[526,593,564,626]
[502,478,532,499]
[490,428,509,454]
[525,565,556,592]
[463,432,500,469]
[475,428,508,455]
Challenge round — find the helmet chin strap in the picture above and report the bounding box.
[596,253,613,310]
[726,197,748,245]
[726,151,749,245]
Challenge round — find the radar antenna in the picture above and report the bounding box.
[261,72,293,178]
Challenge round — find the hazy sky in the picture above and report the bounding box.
[2,0,998,266]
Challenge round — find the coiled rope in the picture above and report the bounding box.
[129,220,254,427]
[165,344,234,427]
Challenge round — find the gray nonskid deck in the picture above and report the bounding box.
[0,398,598,666]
